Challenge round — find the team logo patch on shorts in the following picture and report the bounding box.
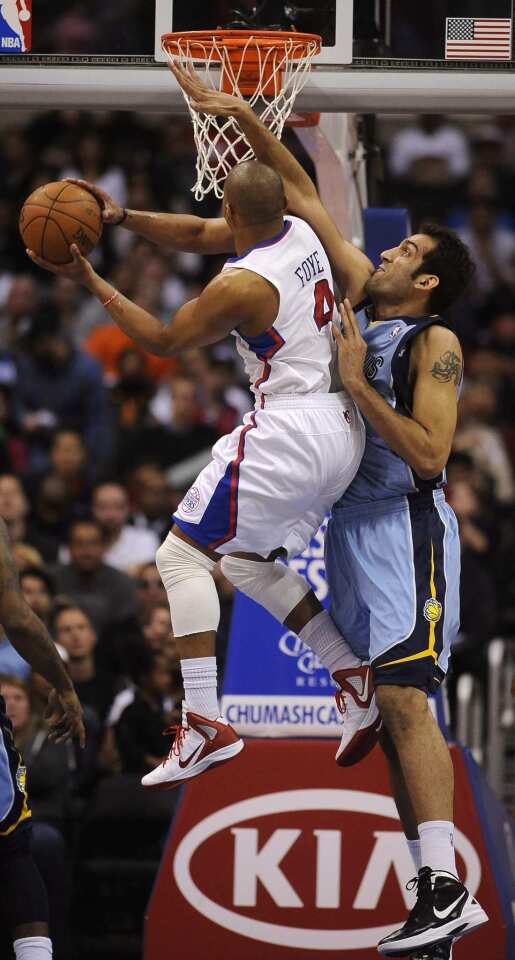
[182,485,201,515]
[16,765,27,795]
[423,598,442,623]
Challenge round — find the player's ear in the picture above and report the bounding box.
[413,273,439,292]
[224,200,234,227]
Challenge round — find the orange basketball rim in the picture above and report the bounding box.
[161,29,321,200]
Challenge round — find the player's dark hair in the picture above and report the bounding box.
[413,222,475,314]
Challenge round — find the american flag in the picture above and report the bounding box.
[445,18,512,60]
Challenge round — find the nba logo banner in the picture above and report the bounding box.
[0,1,31,54]
[221,520,343,738]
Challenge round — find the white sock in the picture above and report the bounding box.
[407,837,423,873]
[418,820,458,878]
[14,937,52,959]
[298,610,360,674]
[181,656,219,720]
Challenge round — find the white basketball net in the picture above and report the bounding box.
[162,33,319,201]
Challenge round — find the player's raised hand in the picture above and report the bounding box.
[45,687,86,748]
[26,243,96,285]
[332,299,368,391]
[169,60,247,117]
[64,177,125,225]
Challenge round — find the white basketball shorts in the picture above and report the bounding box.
[173,392,365,558]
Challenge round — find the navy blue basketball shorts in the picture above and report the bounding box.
[325,491,460,694]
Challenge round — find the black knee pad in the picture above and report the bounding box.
[0,827,49,930]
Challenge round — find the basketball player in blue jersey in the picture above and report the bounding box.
[142,67,486,960]
[0,518,85,960]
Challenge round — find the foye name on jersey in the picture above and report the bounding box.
[294,249,325,287]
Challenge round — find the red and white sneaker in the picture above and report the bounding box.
[142,705,244,790]
[333,665,382,766]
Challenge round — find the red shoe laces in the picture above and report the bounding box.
[334,690,347,715]
[161,722,188,764]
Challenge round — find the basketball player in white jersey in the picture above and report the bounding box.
[27,161,366,788]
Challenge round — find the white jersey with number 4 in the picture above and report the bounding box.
[172,215,365,560]
[223,215,338,402]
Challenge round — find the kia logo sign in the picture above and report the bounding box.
[173,789,481,950]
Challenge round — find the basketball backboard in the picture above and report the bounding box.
[0,1,514,113]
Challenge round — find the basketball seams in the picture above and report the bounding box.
[48,207,101,240]
[19,207,54,233]
[42,182,71,204]
[44,217,73,264]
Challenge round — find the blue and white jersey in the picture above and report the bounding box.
[223,215,339,402]
[337,304,458,508]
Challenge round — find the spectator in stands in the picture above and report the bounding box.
[92,481,159,572]
[469,299,515,424]
[15,313,113,470]
[135,561,168,614]
[457,197,515,302]
[128,463,170,540]
[52,604,117,724]
[388,114,470,225]
[118,374,218,474]
[115,648,178,775]
[20,565,55,627]
[0,472,29,543]
[142,601,172,653]
[48,428,92,502]
[25,428,93,516]
[453,381,514,503]
[389,114,470,183]
[52,518,139,640]
[0,351,27,474]
[60,130,127,212]
[26,472,74,564]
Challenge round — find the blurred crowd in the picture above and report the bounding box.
[0,107,514,953]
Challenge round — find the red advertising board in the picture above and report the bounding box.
[145,740,508,960]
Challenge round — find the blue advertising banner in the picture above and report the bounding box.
[221,520,343,738]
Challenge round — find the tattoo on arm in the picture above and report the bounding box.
[430,351,462,386]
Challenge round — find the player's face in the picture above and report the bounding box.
[365,234,438,305]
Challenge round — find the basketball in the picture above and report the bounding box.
[19,181,103,265]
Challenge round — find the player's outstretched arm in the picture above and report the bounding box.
[27,244,276,357]
[171,62,374,304]
[333,302,461,479]
[0,518,85,746]
[65,178,235,255]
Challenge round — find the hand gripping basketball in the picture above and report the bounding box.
[64,178,126,226]
[27,243,95,285]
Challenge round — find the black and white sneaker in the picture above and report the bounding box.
[377,867,488,956]
[410,938,453,959]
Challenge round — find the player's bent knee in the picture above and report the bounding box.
[0,833,49,930]
[156,532,220,637]
[220,555,310,624]
[376,684,429,733]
